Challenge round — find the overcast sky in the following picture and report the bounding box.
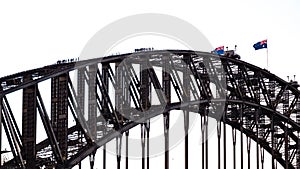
[0,0,299,168]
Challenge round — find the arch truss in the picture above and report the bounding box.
[0,50,299,169]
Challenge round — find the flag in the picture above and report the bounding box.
[253,39,267,50]
[214,46,224,55]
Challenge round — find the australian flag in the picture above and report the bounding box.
[253,39,267,50]
[214,46,224,55]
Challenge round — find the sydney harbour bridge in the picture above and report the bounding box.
[0,50,299,169]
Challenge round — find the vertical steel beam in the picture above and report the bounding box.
[115,61,123,169]
[217,121,221,169]
[232,127,237,169]
[103,144,106,169]
[77,68,85,116]
[284,123,289,169]
[116,135,122,169]
[88,64,98,169]
[102,63,109,169]
[247,136,251,169]
[141,124,146,169]
[0,93,2,167]
[115,62,122,123]
[22,75,37,168]
[88,65,97,141]
[89,152,95,169]
[205,109,208,169]
[163,55,171,169]
[271,115,275,169]
[140,60,150,110]
[184,113,189,169]
[140,59,150,169]
[298,136,300,169]
[51,73,69,161]
[125,131,129,169]
[297,99,300,169]
[140,67,146,169]
[146,121,150,169]
[260,147,265,169]
[201,111,208,169]
[77,68,85,147]
[298,131,300,168]
[201,116,205,169]
[255,109,260,169]
[223,113,227,169]
[240,106,244,169]
[183,55,190,169]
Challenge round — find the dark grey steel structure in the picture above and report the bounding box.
[0,50,299,169]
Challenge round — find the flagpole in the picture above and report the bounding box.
[266,38,268,69]
[266,47,269,69]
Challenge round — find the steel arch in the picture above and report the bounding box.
[0,50,299,169]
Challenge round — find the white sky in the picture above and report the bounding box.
[0,0,299,168]
[0,0,299,80]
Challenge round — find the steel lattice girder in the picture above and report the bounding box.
[0,50,299,169]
